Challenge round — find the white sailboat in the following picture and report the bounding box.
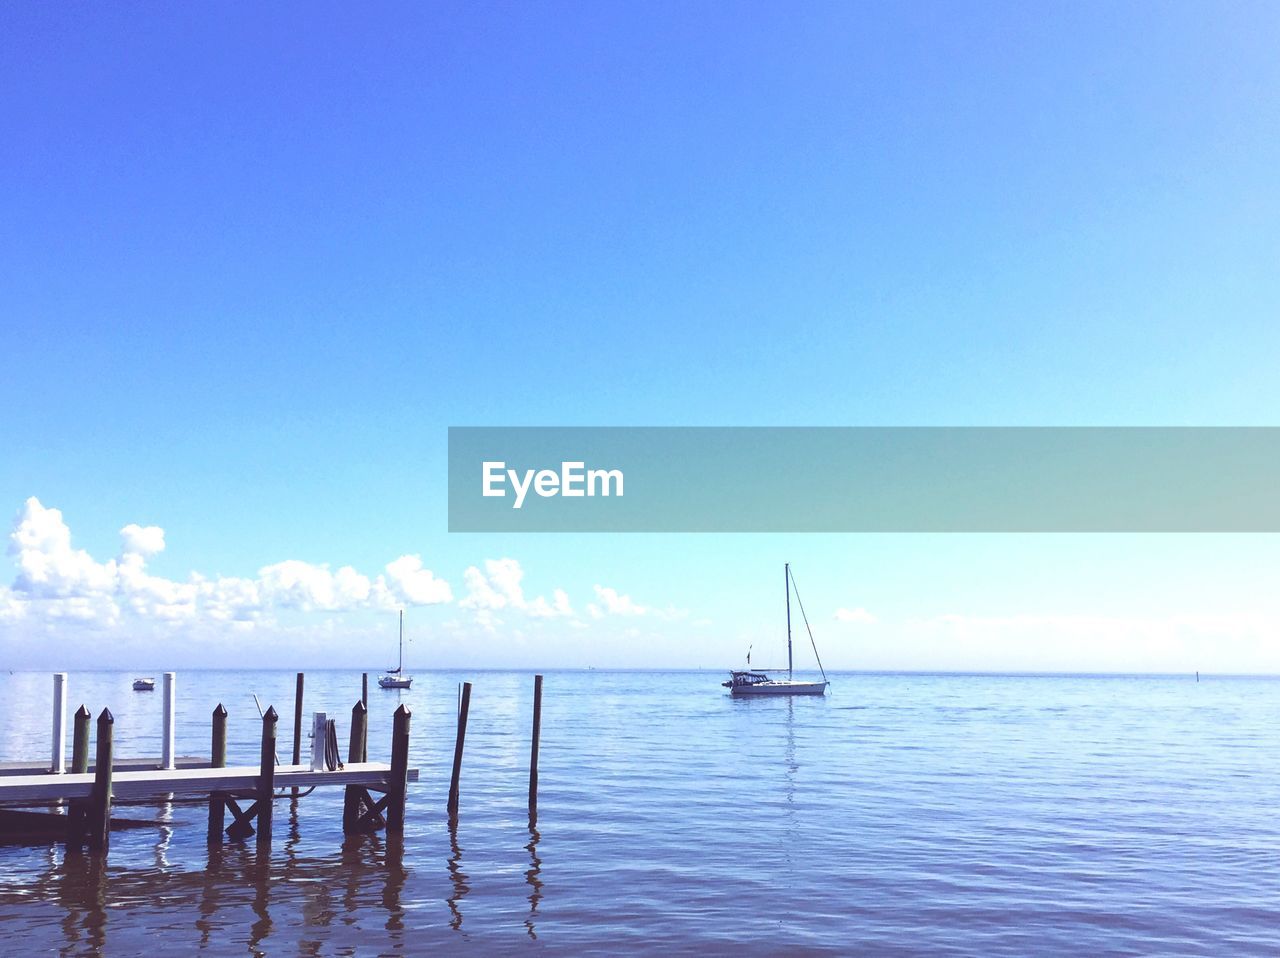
[723,563,829,696]
[378,609,413,689]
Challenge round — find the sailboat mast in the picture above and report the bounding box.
[785,562,793,680]
[399,609,404,672]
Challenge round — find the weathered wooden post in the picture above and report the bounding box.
[447,682,472,818]
[529,674,543,823]
[162,672,176,770]
[387,704,411,834]
[66,704,92,847]
[292,672,304,797]
[87,709,114,852]
[292,673,304,765]
[361,673,369,760]
[71,705,91,774]
[343,701,367,834]
[256,706,277,848]
[51,672,68,773]
[207,704,228,843]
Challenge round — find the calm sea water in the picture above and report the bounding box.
[1,669,1278,956]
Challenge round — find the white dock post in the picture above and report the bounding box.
[310,711,328,770]
[162,672,176,770]
[51,672,67,773]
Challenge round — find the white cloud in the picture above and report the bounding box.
[526,589,573,618]
[4,498,454,631]
[120,523,165,557]
[383,554,452,606]
[834,606,877,625]
[588,584,647,617]
[460,558,572,619]
[9,498,118,598]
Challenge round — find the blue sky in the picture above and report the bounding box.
[2,2,1279,671]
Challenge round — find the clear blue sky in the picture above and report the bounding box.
[2,2,1279,670]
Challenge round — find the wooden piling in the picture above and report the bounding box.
[529,674,543,823]
[387,704,411,834]
[66,704,92,847]
[447,682,472,818]
[87,709,114,852]
[343,701,368,834]
[257,706,277,848]
[207,704,228,843]
[361,674,369,760]
[71,705,91,774]
[292,672,304,797]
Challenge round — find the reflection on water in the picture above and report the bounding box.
[382,834,407,936]
[524,824,542,940]
[59,851,109,953]
[446,820,469,931]
[2,819,416,956]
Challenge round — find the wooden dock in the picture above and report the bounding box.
[0,686,417,857]
[0,761,418,804]
[1,670,547,857]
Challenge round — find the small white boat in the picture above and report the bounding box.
[132,677,156,691]
[724,563,829,697]
[724,671,828,696]
[378,610,413,689]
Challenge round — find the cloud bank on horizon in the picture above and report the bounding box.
[0,498,651,637]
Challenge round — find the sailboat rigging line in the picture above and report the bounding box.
[786,568,829,684]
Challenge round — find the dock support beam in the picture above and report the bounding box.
[207,704,227,843]
[387,704,411,834]
[162,672,176,770]
[256,706,277,848]
[87,708,114,852]
[447,682,472,819]
[529,674,543,824]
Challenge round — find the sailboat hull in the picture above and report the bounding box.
[378,676,412,689]
[730,680,828,696]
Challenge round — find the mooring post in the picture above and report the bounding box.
[257,706,278,848]
[361,673,369,760]
[343,701,368,834]
[162,672,176,770]
[51,672,68,773]
[447,682,472,819]
[87,709,114,852]
[66,704,92,847]
[72,705,91,773]
[292,673,304,764]
[207,704,228,843]
[529,674,543,823]
[387,704,411,834]
[292,672,304,796]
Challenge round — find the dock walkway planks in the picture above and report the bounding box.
[0,762,420,805]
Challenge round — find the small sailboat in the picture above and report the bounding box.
[132,677,156,691]
[378,610,413,689]
[723,563,829,696]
